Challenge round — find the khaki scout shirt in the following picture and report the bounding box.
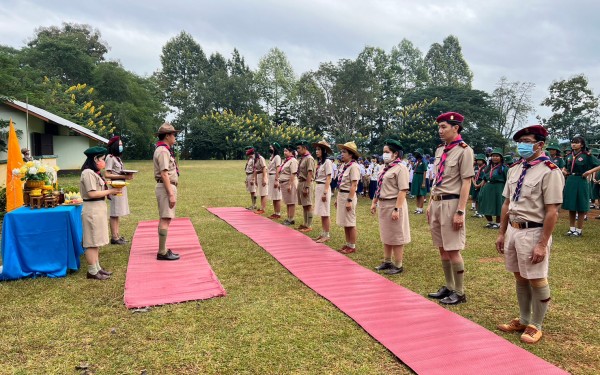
[339,163,360,191]
[297,154,315,181]
[153,146,178,184]
[245,156,255,174]
[80,169,105,199]
[378,164,410,199]
[255,155,267,174]
[503,159,565,224]
[268,155,282,174]
[279,157,298,182]
[315,159,333,183]
[430,142,474,195]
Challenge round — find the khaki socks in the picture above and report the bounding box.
[452,261,465,296]
[531,283,551,329]
[88,264,98,275]
[306,212,313,227]
[516,280,532,325]
[158,228,168,255]
[442,260,455,291]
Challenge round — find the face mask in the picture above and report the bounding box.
[119,145,124,153]
[382,152,393,163]
[517,143,536,159]
[96,159,106,170]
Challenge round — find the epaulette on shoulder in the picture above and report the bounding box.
[583,151,591,156]
[460,142,468,148]
[437,143,444,148]
[544,160,558,170]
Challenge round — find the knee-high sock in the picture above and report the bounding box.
[516,281,532,325]
[303,209,308,225]
[251,195,257,206]
[306,211,313,227]
[158,228,168,255]
[452,261,465,295]
[442,260,455,291]
[531,284,551,329]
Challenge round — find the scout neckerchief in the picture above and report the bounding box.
[296,151,312,176]
[253,152,263,173]
[474,163,484,182]
[433,135,463,186]
[156,141,179,176]
[487,162,501,179]
[279,156,293,174]
[570,151,583,173]
[375,158,401,198]
[337,160,356,186]
[512,155,549,201]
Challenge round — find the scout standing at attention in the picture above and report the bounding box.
[104,136,133,245]
[80,146,122,280]
[267,142,283,219]
[371,139,411,275]
[562,136,600,236]
[296,140,315,232]
[335,141,361,254]
[279,145,299,225]
[244,146,257,210]
[496,125,565,344]
[252,148,268,215]
[478,148,507,229]
[426,112,474,305]
[411,148,428,214]
[312,140,333,243]
[154,123,181,261]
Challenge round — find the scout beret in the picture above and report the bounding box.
[295,139,310,147]
[107,136,120,146]
[384,139,403,152]
[512,125,548,141]
[245,147,255,155]
[271,142,281,150]
[84,146,107,157]
[436,112,464,125]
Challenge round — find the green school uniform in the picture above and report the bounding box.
[410,160,428,197]
[562,152,600,212]
[478,163,507,216]
[551,156,565,169]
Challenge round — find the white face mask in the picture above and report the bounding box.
[382,152,393,163]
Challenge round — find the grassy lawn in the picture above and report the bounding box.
[1,160,599,374]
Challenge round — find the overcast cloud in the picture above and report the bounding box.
[1,0,599,121]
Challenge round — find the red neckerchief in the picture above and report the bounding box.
[156,141,179,176]
[488,163,501,179]
[433,135,463,186]
[375,158,401,198]
[570,151,582,173]
[474,164,484,181]
[337,160,356,185]
[279,156,293,173]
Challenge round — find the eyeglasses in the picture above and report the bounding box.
[517,139,538,144]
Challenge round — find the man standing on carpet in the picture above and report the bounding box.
[154,122,181,261]
[426,112,474,305]
[244,146,257,210]
[252,147,269,215]
[296,140,315,232]
[496,125,564,344]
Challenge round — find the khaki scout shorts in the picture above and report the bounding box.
[156,183,177,219]
[504,225,550,279]
[297,180,314,207]
[429,199,466,251]
[245,174,256,194]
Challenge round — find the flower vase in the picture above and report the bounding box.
[25,180,45,189]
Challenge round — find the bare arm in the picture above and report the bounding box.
[495,198,511,253]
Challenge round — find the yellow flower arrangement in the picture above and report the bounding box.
[12,160,59,183]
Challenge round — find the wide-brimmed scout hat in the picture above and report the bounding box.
[337,141,361,158]
[504,154,514,165]
[312,140,333,154]
[84,146,107,157]
[414,148,424,156]
[156,122,182,136]
[545,141,561,153]
[490,148,504,158]
[475,153,486,162]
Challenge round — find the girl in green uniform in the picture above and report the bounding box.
[546,142,565,169]
[563,137,600,236]
[471,154,486,218]
[478,149,506,229]
[410,148,428,214]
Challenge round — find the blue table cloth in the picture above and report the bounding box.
[0,205,84,281]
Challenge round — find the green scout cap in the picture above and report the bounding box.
[84,146,107,157]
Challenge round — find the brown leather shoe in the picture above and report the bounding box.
[340,246,356,254]
[497,318,527,333]
[98,268,113,276]
[255,209,265,215]
[299,227,313,233]
[315,236,330,243]
[520,325,543,344]
[268,214,281,219]
[87,272,109,280]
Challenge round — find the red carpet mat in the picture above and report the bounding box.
[124,218,226,308]
[208,207,567,375]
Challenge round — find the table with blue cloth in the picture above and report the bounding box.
[0,205,84,281]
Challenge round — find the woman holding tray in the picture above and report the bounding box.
[104,136,134,245]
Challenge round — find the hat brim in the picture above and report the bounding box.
[337,144,360,157]
[312,143,333,154]
[156,129,183,136]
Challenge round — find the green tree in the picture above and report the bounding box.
[491,76,535,139]
[540,74,600,142]
[226,49,260,115]
[291,72,328,134]
[256,48,296,121]
[389,39,429,94]
[425,35,473,88]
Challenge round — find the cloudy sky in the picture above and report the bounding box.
[1,0,599,120]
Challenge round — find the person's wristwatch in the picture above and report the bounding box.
[347,198,352,202]
[393,207,399,212]
[456,210,465,216]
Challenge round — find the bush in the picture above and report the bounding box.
[0,187,6,216]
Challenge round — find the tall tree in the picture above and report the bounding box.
[389,39,429,94]
[291,72,328,134]
[491,76,535,139]
[540,74,600,142]
[425,35,473,88]
[256,48,296,121]
[226,49,260,114]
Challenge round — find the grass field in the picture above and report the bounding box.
[1,160,599,374]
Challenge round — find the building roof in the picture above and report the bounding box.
[4,99,108,144]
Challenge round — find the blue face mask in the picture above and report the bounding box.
[517,142,535,158]
[118,145,124,153]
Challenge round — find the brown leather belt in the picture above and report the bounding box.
[510,221,543,229]
[83,198,105,202]
[316,181,325,184]
[431,194,460,201]
[339,189,350,193]
[156,179,178,186]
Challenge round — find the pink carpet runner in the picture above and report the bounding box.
[124,218,226,308]
[208,207,567,375]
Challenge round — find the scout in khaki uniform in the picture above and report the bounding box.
[267,142,283,219]
[335,141,361,254]
[296,140,315,232]
[410,148,428,214]
[280,145,299,225]
[104,136,133,245]
[244,146,257,210]
[496,125,565,344]
[426,112,474,305]
[154,123,181,261]
[80,146,122,280]
[312,140,334,243]
[252,148,268,214]
[371,139,411,275]
[562,136,600,236]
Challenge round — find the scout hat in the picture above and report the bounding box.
[107,136,120,147]
[504,154,514,165]
[545,141,561,153]
[312,139,332,154]
[295,139,310,148]
[84,146,107,157]
[436,112,464,125]
[490,148,503,157]
[475,153,486,162]
[414,148,424,157]
[512,125,548,141]
[270,141,281,151]
[337,141,361,158]
[156,122,182,136]
[384,139,403,153]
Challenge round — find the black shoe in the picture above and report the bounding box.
[87,272,110,280]
[157,249,180,261]
[374,261,393,271]
[119,236,129,243]
[440,292,467,305]
[98,268,113,276]
[384,265,404,275]
[111,238,127,245]
[428,286,452,299]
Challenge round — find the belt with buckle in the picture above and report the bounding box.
[316,181,325,184]
[83,198,105,202]
[431,194,460,201]
[156,179,178,187]
[510,221,543,229]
